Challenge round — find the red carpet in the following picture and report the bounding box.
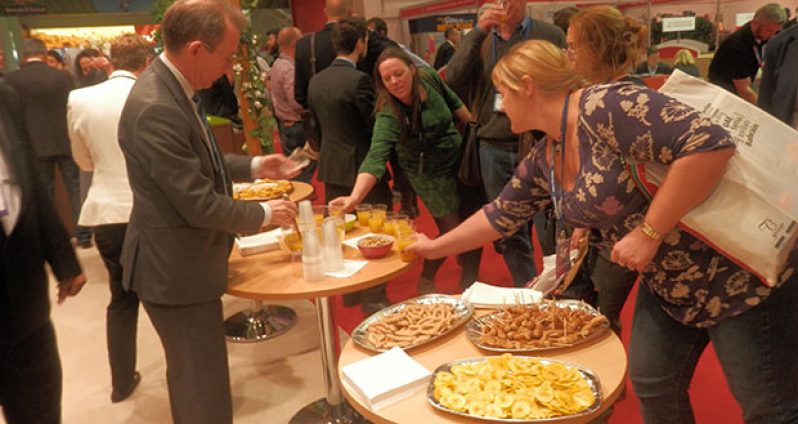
[276,138,743,423]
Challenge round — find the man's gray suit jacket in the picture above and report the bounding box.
[118,57,264,306]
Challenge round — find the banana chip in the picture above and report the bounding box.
[233,179,292,200]
[433,354,597,420]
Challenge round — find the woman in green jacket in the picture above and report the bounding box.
[330,47,481,292]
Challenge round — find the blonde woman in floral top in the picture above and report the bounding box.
[408,40,798,424]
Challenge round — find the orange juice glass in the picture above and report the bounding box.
[355,204,372,226]
[382,212,397,235]
[397,234,417,262]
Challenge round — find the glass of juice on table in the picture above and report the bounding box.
[382,212,397,235]
[280,225,303,261]
[355,204,372,227]
[396,229,417,263]
[369,204,387,233]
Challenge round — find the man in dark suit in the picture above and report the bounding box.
[0,82,86,424]
[4,38,82,242]
[294,0,397,109]
[308,17,391,315]
[446,0,564,287]
[759,23,798,127]
[117,1,299,422]
[634,46,673,76]
[434,28,460,70]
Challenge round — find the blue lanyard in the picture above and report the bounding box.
[753,44,763,68]
[549,92,571,221]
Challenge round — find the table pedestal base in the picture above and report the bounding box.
[224,303,297,343]
[289,398,370,424]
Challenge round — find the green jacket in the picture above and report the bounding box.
[359,69,463,179]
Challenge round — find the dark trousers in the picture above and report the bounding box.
[143,299,232,424]
[630,280,798,424]
[0,322,62,424]
[94,223,139,393]
[36,156,81,231]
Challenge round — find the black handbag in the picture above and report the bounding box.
[458,121,483,188]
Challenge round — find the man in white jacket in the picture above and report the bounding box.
[67,34,153,403]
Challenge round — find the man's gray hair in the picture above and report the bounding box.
[754,3,788,24]
[23,38,47,58]
[161,0,246,54]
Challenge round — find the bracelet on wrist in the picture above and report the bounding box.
[639,222,664,241]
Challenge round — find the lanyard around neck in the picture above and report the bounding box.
[549,92,571,221]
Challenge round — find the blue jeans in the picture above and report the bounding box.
[479,142,540,285]
[277,119,316,184]
[37,156,81,227]
[629,279,798,424]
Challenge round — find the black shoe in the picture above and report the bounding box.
[361,301,391,317]
[111,371,141,403]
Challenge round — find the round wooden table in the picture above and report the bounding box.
[227,227,418,423]
[225,181,317,343]
[338,313,628,424]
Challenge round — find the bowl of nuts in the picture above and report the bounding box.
[357,235,394,259]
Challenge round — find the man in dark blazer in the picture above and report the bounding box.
[117,1,299,422]
[294,0,397,109]
[308,17,391,314]
[759,23,798,127]
[0,82,86,424]
[4,38,82,240]
[434,28,460,70]
[634,46,673,76]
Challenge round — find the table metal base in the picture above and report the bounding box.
[289,398,371,424]
[224,304,297,343]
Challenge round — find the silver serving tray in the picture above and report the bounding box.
[466,299,610,353]
[351,294,473,352]
[427,356,602,423]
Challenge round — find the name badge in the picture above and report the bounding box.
[493,93,504,113]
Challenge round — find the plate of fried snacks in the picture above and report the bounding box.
[467,300,610,352]
[232,179,293,201]
[428,354,601,422]
[352,294,473,352]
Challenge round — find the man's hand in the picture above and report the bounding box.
[57,273,87,304]
[256,154,303,180]
[476,5,505,33]
[329,196,358,213]
[265,199,298,226]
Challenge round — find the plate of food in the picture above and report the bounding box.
[466,300,610,352]
[232,179,293,201]
[428,354,601,422]
[351,294,473,352]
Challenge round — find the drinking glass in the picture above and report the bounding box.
[280,225,303,262]
[355,204,372,227]
[396,230,417,263]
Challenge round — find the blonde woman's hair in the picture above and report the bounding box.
[673,49,695,66]
[492,40,586,94]
[569,6,647,76]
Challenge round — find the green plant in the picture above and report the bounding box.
[234,0,275,153]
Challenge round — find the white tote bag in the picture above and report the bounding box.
[634,70,798,286]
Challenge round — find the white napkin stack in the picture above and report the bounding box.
[234,228,282,256]
[325,260,368,278]
[341,347,431,411]
[461,282,543,308]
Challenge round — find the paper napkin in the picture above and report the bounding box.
[341,347,431,411]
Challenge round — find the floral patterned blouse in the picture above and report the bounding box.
[484,83,796,328]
